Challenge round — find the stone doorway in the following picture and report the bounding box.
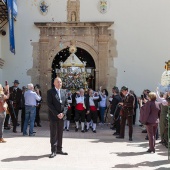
[51,47,96,90]
[28,22,117,119]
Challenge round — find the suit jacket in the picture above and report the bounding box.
[140,101,161,124]
[47,88,68,121]
[122,93,134,116]
[9,86,22,108]
[110,94,122,117]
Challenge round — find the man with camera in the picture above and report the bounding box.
[110,86,122,136]
[116,86,134,141]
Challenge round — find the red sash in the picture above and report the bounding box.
[90,106,97,111]
[76,103,85,111]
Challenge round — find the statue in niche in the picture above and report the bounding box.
[67,0,80,22]
[71,12,76,22]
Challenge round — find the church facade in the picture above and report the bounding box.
[0,0,170,117]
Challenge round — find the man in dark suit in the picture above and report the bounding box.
[110,86,122,136]
[116,86,134,141]
[47,77,68,158]
[8,80,22,133]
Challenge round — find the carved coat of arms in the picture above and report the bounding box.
[98,0,108,14]
[40,0,48,15]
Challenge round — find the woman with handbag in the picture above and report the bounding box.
[140,92,161,153]
[0,84,9,143]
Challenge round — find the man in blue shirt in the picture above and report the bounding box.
[23,83,41,136]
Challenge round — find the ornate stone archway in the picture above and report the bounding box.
[28,22,117,118]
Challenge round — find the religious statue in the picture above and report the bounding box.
[71,12,76,22]
[158,60,170,92]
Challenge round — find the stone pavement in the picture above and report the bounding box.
[0,121,170,170]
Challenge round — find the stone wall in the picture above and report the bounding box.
[28,22,117,119]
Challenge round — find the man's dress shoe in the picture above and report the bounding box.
[146,149,155,153]
[129,138,133,141]
[113,132,119,136]
[142,130,147,133]
[116,136,124,139]
[56,151,68,155]
[49,152,56,158]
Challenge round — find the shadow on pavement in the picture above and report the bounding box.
[1,154,49,162]
[127,142,168,157]
[110,151,147,157]
[111,160,170,169]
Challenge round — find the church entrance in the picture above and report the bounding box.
[51,47,96,91]
[31,22,116,120]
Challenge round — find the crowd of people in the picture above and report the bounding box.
[0,80,42,142]
[0,78,169,155]
[63,87,108,133]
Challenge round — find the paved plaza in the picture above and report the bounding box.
[0,121,170,170]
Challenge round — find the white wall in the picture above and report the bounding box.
[1,0,170,96]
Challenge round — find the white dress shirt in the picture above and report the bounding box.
[24,90,41,106]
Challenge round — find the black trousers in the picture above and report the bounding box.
[97,110,101,123]
[21,107,25,132]
[8,107,17,132]
[75,110,85,122]
[86,110,98,123]
[50,119,64,153]
[115,116,120,134]
[133,108,137,125]
[66,109,72,121]
[120,114,133,138]
[35,105,41,125]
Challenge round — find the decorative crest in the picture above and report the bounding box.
[39,0,49,15]
[98,0,108,14]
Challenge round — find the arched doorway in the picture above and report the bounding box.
[51,47,96,90]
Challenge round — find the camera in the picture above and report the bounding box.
[166,96,170,103]
[117,104,123,109]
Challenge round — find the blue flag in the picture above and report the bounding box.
[7,0,15,54]
[13,0,17,18]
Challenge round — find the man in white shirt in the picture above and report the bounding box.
[75,89,88,132]
[23,83,41,136]
[86,90,101,133]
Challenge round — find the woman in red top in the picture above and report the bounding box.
[0,84,9,143]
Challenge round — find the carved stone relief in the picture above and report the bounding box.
[67,0,80,22]
[28,22,116,119]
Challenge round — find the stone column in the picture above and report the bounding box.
[39,28,49,117]
[98,34,109,89]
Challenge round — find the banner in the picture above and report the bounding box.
[13,0,17,18]
[2,0,7,4]
[7,0,15,54]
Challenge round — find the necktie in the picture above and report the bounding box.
[57,90,62,103]
[57,90,61,99]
